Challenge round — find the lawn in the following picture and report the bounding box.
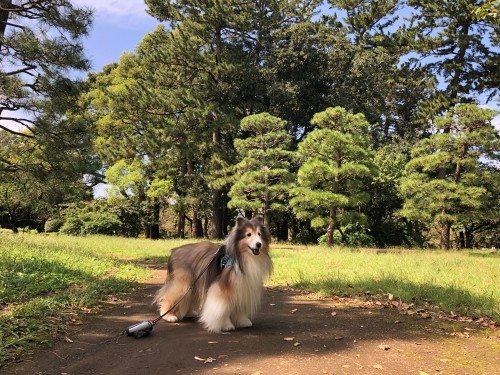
[0,233,498,364]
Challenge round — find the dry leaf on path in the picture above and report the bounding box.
[290,308,298,314]
[378,344,390,350]
[283,337,295,341]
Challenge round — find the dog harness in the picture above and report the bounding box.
[220,254,233,269]
[217,244,233,269]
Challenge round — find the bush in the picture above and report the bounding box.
[81,212,121,235]
[60,212,121,236]
[60,216,84,236]
[44,218,64,233]
[318,224,376,248]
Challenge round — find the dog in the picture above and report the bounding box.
[154,216,273,333]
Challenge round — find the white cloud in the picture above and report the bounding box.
[72,0,152,19]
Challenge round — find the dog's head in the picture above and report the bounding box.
[227,216,270,257]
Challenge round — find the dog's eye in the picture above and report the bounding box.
[246,232,251,237]
[258,232,261,236]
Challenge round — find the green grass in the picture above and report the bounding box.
[0,233,152,363]
[269,245,499,321]
[1,234,499,365]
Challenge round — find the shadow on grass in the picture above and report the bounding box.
[291,277,498,320]
[0,256,142,364]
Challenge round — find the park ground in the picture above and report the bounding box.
[2,263,499,375]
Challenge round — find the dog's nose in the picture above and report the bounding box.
[256,242,262,249]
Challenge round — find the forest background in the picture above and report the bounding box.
[0,0,499,250]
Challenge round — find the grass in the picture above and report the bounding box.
[0,233,151,363]
[0,233,498,365]
[269,244,499,320]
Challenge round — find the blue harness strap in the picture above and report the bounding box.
[220,254,233,269]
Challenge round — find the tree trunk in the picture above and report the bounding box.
[326,223,334,247]
[193,209,203,238]
[177,209,185,238]
[459,231,465,249]
[277,216,289,242]
[210,189,224,239]
[464,225,474,249]
[439,221,451,250]
[0,1,11,44]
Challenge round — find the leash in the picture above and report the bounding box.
[126,245,227,338]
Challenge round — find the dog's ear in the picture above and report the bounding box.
[236,216,248,228]
[251,216,264,225]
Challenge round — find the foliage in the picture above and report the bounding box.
[228,113,296,225]
[44,218,64,233]
[59,203,122,236]
[0,131,94,232]
[0,0,92,140]
[318,223,376,247]
[400,104,499,249]
[291,107,378,246]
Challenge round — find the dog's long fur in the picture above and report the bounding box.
[154,216,272,333]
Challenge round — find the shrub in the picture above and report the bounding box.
[44,218,64,233]
[81,212,121,235]
[318,224,375,248]
[60,212,122,236]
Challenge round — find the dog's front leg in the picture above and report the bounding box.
[200,284,235,333]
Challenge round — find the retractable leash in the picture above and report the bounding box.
[125,245,225,338]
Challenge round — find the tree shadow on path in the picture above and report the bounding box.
[3,265,499,375]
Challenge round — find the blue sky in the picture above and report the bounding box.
[74,0,161,73]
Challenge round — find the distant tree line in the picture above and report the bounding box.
[0,0,498,250]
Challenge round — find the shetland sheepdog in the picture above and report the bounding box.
[154,216,273,333]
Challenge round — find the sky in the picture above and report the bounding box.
[73,0,161,73]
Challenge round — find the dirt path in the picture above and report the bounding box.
[2,267,499,375]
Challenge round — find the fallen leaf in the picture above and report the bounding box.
[64,336,73,343]
[334,336,343,340]
[373,364,383,369]
[290,308,298,314]
[388,293,394,300]
[394,320,402,324]
[204,357,216,363]
[251,372,263,375]
[269,303,276,306]
[194,356,206,362]
[331,311,337,317]
[208,341,218,344]
[378,344,390,350]
[283,337,295,341]
[293,342,301,347]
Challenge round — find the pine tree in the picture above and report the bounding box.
[227,113,295,227]
[400,104,499,250]
[0,0,92,138]
[291,107,378,246]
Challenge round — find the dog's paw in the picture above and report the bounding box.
[163,314,179,323]
[220,322,235,332]
[234,316,253,328]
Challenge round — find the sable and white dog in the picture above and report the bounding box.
[154,216,272,333]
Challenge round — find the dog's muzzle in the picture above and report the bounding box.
[250,242,262,255]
